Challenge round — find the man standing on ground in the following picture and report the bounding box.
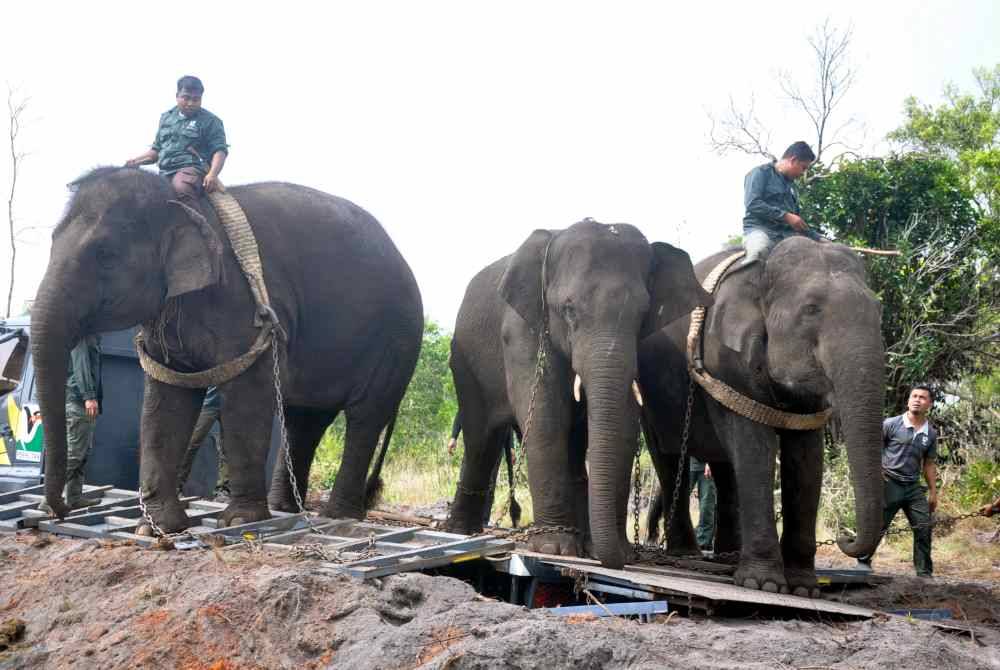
[689,457,717,551]
[742,141,824,264]
[40,335,102,512]
[125,75,229,203]
[857,384,939,577]
[176,386,229,500]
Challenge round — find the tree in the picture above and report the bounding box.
[5,87,28,318]
[800,153,998,409]
[709,20,860,164]
[394,319,457,453]
[889,64,1000,233]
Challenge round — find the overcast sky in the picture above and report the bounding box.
[1,1,997,328]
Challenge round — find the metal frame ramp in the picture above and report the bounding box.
[0,484,514,578]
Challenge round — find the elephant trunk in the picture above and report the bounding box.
[828,345,885,558]
[581,335,639,569]
[30,278,81,518]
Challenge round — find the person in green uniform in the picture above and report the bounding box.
[125,75,229,203]
[742,141,823,264]
[175,386,230,500]
[689,457,717,551]
[40,335,102,512]
[857,384,939,576]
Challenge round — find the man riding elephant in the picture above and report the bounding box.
[742,141,824,264]
[126,75,228,205]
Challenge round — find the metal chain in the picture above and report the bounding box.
[660,378,696,548]
[271,331,322,535]
[631,447,642,552]
[508,524,581,543]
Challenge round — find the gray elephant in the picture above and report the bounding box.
[445,219,710,569]
[32,167,423,531]
[638,237,884,596]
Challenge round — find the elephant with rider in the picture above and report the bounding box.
[31,167,423,532]
[638,236,885,596]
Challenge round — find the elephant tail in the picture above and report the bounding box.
[364,412,398,510]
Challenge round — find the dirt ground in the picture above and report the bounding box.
[1,532,999,670]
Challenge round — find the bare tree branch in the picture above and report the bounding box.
[707,95,775,160]
[707,19,862,164]
[6,85,29,318]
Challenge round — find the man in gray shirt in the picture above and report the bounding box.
[857,384,939,576]
[742,141,824,264]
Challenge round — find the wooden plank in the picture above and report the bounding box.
[546,561,877,618]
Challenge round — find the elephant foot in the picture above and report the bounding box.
[734,557,789,594]
[219,500,272,528]
[442,514,484,536]
[136,499,191,536]
[321,499,365,521]
[524,527,583,557]
[784,567,821,599]
[267,493,301,514]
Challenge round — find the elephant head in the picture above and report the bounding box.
[717,236,885,557]
[32,167,223,517]
[499,219,710,567]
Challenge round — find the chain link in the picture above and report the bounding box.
[660,378,696,547]
[507,524,581,543]
[631,448,642,552]
[271,331,323,535]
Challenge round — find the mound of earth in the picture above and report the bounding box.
[0,533,998,669]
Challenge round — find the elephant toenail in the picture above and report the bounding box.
[761,582,778,593]
[794,586,809,597]
[778,585,790,595]
[743,578,760,590]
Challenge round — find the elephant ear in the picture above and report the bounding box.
[498,229,554,324]
[641,241,714,338]
[161,200,224,298]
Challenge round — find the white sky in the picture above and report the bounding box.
[1,1,997,328]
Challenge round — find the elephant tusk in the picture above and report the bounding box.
[632,380,644,407]
[574,374,582,402]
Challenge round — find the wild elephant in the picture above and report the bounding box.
[32,167,423,531]
[445,219,710,569]
[638,237,884,596]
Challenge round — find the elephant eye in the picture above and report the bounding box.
[803,304,821,316]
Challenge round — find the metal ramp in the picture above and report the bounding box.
[0,484,514,579]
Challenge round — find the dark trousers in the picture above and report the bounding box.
[861,477,933,576]
[690,468,717,550]
[176,406,228,494]
[169,167,205,204]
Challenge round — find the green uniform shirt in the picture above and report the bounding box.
[66,335,102,409]
[152,107,229,176]
[742,161,800,232]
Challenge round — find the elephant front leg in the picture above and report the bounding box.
[720,413,787,593]
[520,393,581,557]
[778,429,824,598]
[138,381,205,534]
[217,374,275,527]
